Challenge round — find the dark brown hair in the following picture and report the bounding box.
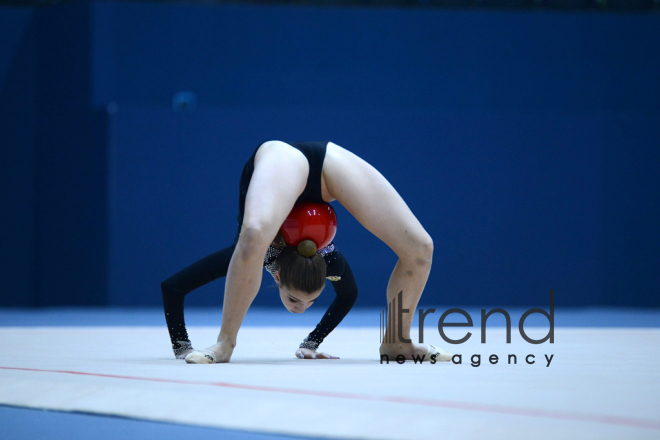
[277,240,326,294]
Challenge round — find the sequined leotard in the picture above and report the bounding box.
[161,141,359,357]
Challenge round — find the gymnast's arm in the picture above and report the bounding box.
[160,244,236,359]
[296,249,358,359]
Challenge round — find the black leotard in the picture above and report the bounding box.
[161,141,358,357]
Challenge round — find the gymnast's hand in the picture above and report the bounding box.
[172,340,195,360]
[296,348,340,359]
[175,347,195,360]
[185,341,234,364]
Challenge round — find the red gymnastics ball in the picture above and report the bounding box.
[280,202,337,249]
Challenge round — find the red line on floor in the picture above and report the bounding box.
[2,365,659,431]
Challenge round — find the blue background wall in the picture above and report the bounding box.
[1,1,659,308]
[1,7,35,307]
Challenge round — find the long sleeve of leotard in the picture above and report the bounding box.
[162,245,358,357]
[300,250,358,351]
[161,244,236,357]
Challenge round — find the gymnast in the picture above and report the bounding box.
[161,140,451,363]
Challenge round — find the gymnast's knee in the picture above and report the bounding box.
[235,222,272,260]
[404,233,433,268]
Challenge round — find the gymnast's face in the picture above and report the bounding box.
[273,272,322,313]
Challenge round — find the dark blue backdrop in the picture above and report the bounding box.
[1,2,658,308]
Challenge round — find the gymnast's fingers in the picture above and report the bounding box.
[316,352,340,359]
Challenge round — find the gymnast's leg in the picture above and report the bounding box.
[185,141,309,363]
[324,142,447,360]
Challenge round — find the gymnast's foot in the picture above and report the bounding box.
[185,350,215,364]
[426,344,452,362]
[379,341,451,362]
[185,341,234,364]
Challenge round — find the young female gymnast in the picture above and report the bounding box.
[161,140,451,363]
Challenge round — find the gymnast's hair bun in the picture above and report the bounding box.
[297,239,317,257]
